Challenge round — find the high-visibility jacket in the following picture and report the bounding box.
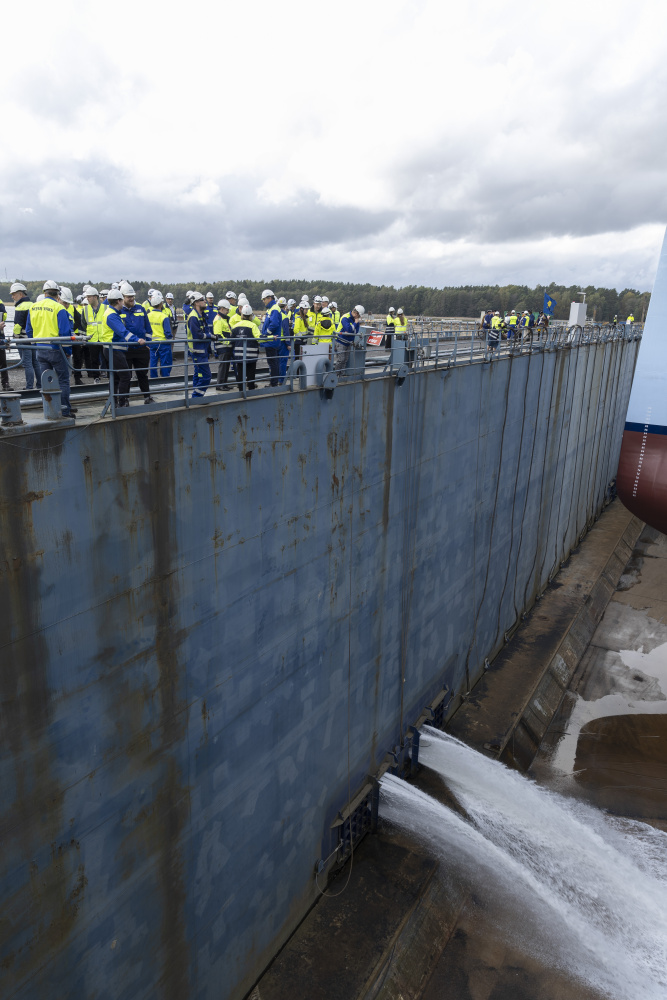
[386,313,397,330]
[312,315,335,344]
[394,316,407,336]
[82,302,106,342]
[332,310,341,326]
[231,319,260,361]
[147,306,172,341]
[293,313,311,337]
[213,313,232,346]
[187,309,210,354]
[261,301,285,342]
[507,314,519,328]
[63,303,76,333]
[13,296,32,339]
[627,314,635,323]
[142,299,151,310]
[100,307,142,350]
[28,297,70,342]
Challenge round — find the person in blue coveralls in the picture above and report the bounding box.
[334,305,365,375]
[187,292,212,396]
[119,282,154,403]
[520,310,534,342]
[26,279,76,416]
[147,290,173,378]
[100,288,148,408]
[260,289,285,387]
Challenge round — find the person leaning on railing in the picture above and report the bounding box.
[334,305,365,375]
[26,280,76,418]
[394,308,407,339]
[312,307,336,351]
[119,282,154,403]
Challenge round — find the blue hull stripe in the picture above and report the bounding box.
[624,422,667,436]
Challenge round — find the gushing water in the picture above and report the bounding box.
[380,728,667,999]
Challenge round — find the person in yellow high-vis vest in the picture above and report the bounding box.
[214,299,234,390]
[147,291,173,378]
[26,279,76,416]
[81,287,108,381]
[394,308,408,338]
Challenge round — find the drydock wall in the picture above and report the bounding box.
[0,338,637,1000]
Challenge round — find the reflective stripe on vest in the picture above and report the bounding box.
[83,302,106,342]
[213,314,232,345]
[29,298,66,339]
[147,307,170,341]
[13,299,31,338]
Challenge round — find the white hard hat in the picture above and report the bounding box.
[217,299,231,309]
[261,288,274,299]
[397,308,404,315]
[107,288,123,302]
[238,293,248,302]
[523,310,529,315]
[42,279,60,291]
[76,295,83,304]
[148,287,156,296]
[321,307,332,316]
[321,296,329,303]
[314,295,322,303]
[149,290,164,306]
[494,311,500,316]
[226,290,237,299]
[206,291,214,299]
[330,301,337,309]
[241,304,253,316]
[100,289,110,297]
[10,281,27,293]
[120,282,135,296]
[511,309,516,314]
[277,296,287,306]
[36,294,45,301]
[191,291,205,303]
[111,282,121,290]
[86,286,99,296]
[354,305,365,317]
[287,299,296,307]
[166,292,174,299]
[59,286,73,304]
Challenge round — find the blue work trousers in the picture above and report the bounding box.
[150,342,173,379]
[264,343,282,386]
[35,349,72,415]
[278,341,289,381]
[191,354,211,396]
[19,345,41,389]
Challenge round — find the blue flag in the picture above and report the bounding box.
[543,292,557,316]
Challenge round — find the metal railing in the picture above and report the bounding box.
[0,322,643,424]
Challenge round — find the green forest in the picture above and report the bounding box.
[0,278,650,322]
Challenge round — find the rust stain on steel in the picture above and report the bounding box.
[145,415,191,1000]
[0,436,81,987]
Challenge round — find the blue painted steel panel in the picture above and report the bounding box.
[0,339,637,999]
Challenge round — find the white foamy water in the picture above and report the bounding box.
[380,728,667,1000]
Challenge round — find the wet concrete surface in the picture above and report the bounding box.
[531,525,667,830]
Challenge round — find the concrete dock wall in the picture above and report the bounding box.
[0,338,637,999]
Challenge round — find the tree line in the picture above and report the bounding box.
[0,278,650,322]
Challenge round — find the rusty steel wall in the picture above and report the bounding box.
[0,337,637,1000]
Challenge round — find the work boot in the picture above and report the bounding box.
[144,395,155,404]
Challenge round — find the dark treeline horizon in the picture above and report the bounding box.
[0,278,651,322]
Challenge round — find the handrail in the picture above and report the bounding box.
[0,326,643,421]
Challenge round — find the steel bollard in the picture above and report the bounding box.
[0,393,23,426]
[40,370,63,420]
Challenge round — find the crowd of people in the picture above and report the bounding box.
[0,282,368,417]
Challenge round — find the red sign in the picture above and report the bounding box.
[366,332,384,346]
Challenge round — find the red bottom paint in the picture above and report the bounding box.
[617,429,667,534]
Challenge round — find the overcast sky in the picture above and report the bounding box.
[2,0,666,289]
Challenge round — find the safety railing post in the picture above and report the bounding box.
[184,340,190,407]
[242,339,248,400]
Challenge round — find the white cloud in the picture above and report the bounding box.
[1,0,666,288]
